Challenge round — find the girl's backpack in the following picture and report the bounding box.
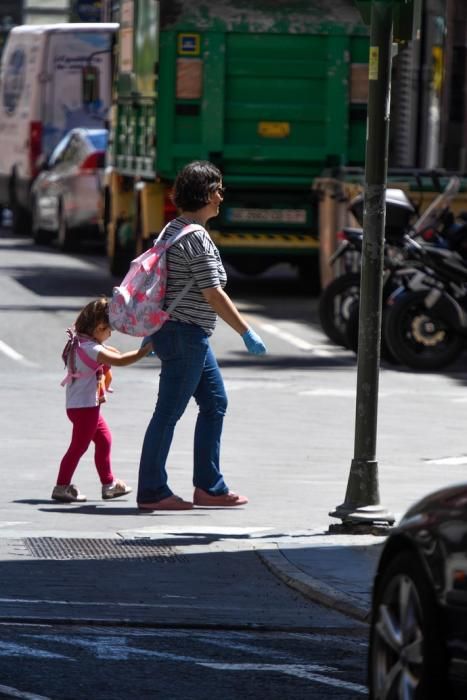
[61,329,111,403]
[108,223,201,337]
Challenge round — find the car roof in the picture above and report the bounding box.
[59,128,108,151]
[11,24,118,35]
[69,128,108,135]
[66,128,108,140]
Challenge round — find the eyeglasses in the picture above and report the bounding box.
[215,185,226,195]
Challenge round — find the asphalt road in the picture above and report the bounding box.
[0,623,368,700]
[0,229,368,699]
[3,228,467,699]
[3,228,467,533]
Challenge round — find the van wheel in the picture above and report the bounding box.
[11,196,31,236]
[57,203,78,251]
[32,197,53,244]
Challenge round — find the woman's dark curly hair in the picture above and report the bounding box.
[172,160,222,212]
[74,297,109,336]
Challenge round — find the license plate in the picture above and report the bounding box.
[226,208,308,225]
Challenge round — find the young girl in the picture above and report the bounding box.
[52,297,151,503]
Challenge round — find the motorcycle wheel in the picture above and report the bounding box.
[384,290,464,370]
[318,272,361,346]
[344,304,398,364]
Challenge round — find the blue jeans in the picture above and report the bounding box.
[137,321,229,503]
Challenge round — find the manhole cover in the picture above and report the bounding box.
[22,538,186,563]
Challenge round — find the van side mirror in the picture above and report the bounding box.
[82,65,100,105]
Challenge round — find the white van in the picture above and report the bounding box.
[0,23,118,233]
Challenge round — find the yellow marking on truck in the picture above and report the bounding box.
[210,231,319,249]
[258,121,290,138]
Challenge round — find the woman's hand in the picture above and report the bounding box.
[242,328,267,355]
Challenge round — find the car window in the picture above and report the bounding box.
[61,135,86,166]
[48,133,72,166]
[48,133,87,167]
[87,131,108,151]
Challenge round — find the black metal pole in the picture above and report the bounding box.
[330,0,395,527]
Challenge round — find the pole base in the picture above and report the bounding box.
[329,503,395,527]
[328,522,392,536]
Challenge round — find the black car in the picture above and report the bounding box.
[368,482,467,699]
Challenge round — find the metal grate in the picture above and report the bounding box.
[22,538,186,563]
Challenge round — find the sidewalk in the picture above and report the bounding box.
[256,530,386,623]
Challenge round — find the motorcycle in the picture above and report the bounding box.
[318,187,419,348]
[383,240,467,370]
[318,176,466,355]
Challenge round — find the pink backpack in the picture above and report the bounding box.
[108,223,201,337]
[60,329,111,403]
[61,330,104,384]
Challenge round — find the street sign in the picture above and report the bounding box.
[70,0,102,23]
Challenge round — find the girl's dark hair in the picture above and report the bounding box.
[74,297,109,336]
[172,160,222,211]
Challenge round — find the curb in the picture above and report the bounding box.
[255,544,370,623]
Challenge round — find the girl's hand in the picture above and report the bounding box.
[137,342,153,358]
[97,343,152,366]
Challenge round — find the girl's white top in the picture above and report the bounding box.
[65,339,104,409]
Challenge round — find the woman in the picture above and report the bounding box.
[137,160,266,511]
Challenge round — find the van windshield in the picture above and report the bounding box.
[42,29,113,157]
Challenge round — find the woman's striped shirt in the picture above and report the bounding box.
[160,216,227,336]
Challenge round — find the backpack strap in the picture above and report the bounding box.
[153,221,170,244]
[60,330,104,387]
[164,223,203,248]
[156,223,206,313]
[76,345,101,371]
[154,221,203,244]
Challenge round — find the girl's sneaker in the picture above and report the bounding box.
[102,479,132,500]
[52,484,87,503]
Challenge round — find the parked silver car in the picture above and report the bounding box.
[31,128,108,250]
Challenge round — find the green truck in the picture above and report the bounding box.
[104,0,369,285]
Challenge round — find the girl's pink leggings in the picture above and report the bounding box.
[57,406,114,486]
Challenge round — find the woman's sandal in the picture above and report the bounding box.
[138,495,193,511]
[193,488,248,507]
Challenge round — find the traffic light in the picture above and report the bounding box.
[354,0,422,42]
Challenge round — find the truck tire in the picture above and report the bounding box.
[297,258,321,296]
[110,219,134,277]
